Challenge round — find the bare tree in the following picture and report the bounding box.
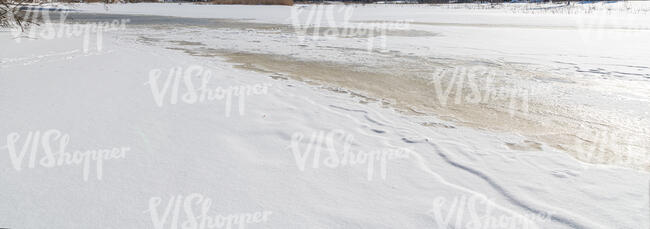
[0,0,43,31]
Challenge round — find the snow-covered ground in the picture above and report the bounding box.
[1,2,649,229]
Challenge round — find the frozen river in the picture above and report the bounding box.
[2,2,650,228]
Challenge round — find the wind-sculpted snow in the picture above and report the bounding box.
[66,8,650,172]
[433,143,588,229]
[1,2,649,229]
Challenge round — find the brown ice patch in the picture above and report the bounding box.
[506,140,543,151]
[161,45,650,172]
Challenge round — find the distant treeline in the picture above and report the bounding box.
[51,0,292,3]
[37,0,620,3]
[295,0,619,3]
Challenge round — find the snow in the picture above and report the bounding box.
[1,2,649,229]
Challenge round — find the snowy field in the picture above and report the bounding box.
[1,2,649,229]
